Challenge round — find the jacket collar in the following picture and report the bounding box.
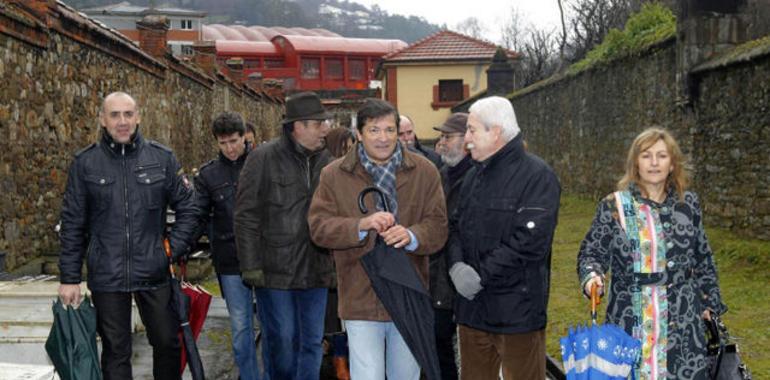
[628,182,677,208]
[99,128,144,157]
[476,134,525,172]
[281,130,324,159]
[218,143,251,166]
[447,155,472,182]
[340,142,417,174]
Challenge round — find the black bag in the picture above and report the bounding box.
[705,314,751,380]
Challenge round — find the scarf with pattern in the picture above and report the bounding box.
[357,143,403,216]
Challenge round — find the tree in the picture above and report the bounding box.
[500,7,524,52]
[557,0,568,67]
[520,28,560,86]
[563,0,645,62]
[454,17,485,40]
[500,6,560,87]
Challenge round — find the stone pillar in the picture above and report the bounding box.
[136,15,169,59]
[192,41,217,76]
[486,47,515,96]
[225,57,244,84]
[246,72,263,90]
[676,0,751,105]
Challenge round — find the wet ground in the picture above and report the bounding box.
[132,297,240,380]
[131,296,341,380]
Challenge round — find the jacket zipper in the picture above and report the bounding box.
[305,156,311,188]
[122,145,131,292]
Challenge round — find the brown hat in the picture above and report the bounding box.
[433,112,469,134]
[281,92,333,124]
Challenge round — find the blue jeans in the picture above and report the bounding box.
[344,320,420,380]
[255,287,327,380]
[219,274,265,380]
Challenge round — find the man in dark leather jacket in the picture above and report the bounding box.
[431,112,471,380]
[58,92,197,380]
[447,96,561,380]
[193,112,264,380]
[234,91,335,380]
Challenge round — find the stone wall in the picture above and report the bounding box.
[691,53,770,237]
[511,39,770,239]
[512,39,688,199]
[0,2,284,270]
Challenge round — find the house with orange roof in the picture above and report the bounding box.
[378,30,518,139]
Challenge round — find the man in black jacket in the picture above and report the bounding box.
[447,96,560,380]
[194,112,264,380]
[58,92,198,380]
[234,91,335,380]
[430,112,471,380]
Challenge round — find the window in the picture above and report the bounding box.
[181,45,194,55]
[431,79,468,109]
[301,58,320,79]
[180,19,193,30]
[325,58,343,80]
[438,80,464,102]
[264,58,284,68]
[349,59,365,80]
[244,59,261,69]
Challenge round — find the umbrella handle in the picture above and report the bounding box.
[163,238,175,277]
[358,186,390,214]
[590,283,601,323]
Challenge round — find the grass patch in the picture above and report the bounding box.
[201,278,222,297]
[568,3,676,75]
[548,195,770,378]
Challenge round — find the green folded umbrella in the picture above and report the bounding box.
[45,296,102,380]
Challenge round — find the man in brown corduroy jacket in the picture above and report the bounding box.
[308,98,447,380]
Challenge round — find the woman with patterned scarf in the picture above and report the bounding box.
[577,127,727,379]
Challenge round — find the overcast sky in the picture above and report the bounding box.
[352,0,563,43]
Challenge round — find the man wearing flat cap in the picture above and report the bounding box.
[430,112,471,380]
[235,91,335,380]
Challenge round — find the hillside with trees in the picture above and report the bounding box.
[65,0,441,43]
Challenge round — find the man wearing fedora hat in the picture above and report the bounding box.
[234,91,336,380]
[430,112,472,380]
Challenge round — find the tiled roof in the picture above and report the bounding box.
[382,30,517,63]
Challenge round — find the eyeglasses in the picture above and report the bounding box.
[438,133,464,141]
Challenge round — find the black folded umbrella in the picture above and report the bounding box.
[358,187,441,380]
[164,239,206,380]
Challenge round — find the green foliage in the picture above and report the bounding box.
[569,3,676,74]
[715,35,770,64]
[548,195,770,377]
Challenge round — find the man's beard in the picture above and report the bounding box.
[441,151,464,167]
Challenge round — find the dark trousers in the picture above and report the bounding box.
[434,308,458,380]
[92,286,181,380]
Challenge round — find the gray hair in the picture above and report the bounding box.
[468,96,520,142]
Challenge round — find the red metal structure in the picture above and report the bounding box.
[203,25,407,94]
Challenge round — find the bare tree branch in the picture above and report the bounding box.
[453,17,485,39]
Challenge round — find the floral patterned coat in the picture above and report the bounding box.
[577,185,727,379]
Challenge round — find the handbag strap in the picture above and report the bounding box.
[706,314,727,379]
